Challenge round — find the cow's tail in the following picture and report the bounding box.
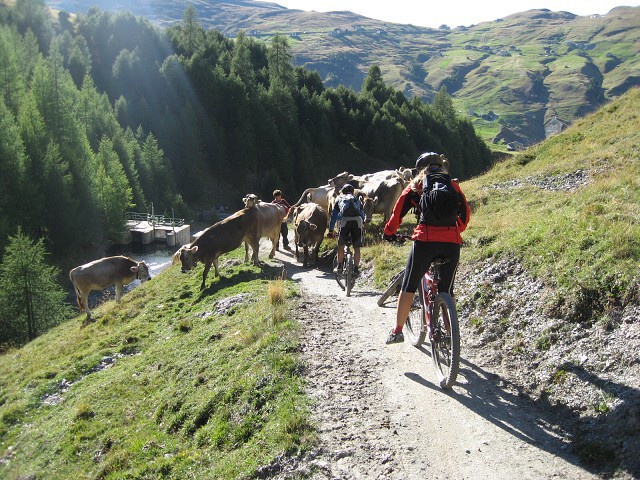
[69,273,84,312]
[292,188,312,207]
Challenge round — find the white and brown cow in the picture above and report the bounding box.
[291,171,354,211]
[241,193,287,259]
[327,171,354,190]
[69,256,151,322]
[292,202,328,268]
[359,176,407,223]
[292,185,336,224]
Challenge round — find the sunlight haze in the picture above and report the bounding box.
[256,0,640,28]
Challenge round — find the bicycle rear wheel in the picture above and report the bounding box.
[377,269,404,307]
[332,254,345,290]
[345,254,355,297]
[404,283,427,346]
[430,292,460,389]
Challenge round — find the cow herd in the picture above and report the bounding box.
[69,167,416,323]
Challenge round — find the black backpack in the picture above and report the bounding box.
[419,172,460,227]
[338,194,360,217]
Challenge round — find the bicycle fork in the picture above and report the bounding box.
[420,276,435,342]
[422,273,444,343]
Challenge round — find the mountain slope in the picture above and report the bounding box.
[47,1,640,148]
[0,88,638,479]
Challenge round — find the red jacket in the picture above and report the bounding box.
[383,180,470,244]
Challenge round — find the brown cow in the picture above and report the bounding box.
[173,207,262,290]
[355,190,375,223]
[69,256,151,321]
[292,203,328,267]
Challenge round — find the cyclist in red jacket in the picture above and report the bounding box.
[383,152,471,344]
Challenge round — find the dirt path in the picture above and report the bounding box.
[263,241,599,480]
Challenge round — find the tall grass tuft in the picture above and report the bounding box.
[268,279,286,305]
[268,278,288,325]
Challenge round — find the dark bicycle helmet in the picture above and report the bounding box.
[415,152,449,173]
[341,184,355,194]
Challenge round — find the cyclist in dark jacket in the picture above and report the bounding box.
[328,184,366,276]
[383,152,470,344]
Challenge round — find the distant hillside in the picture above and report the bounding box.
[46,1,640,149]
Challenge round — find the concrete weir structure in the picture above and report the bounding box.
[119,212,190,246]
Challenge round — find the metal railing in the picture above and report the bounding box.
[125,212,184,227]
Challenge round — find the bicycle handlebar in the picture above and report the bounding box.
[384,233,412,243]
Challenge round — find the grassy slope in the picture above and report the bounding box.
[0,250,314,479]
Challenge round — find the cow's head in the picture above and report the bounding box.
[174,244,199,273]
[295,220,317,246]
[132,261,152,282]
[242,194,260,208]
[328,171,353,189]
[358,192,375,224]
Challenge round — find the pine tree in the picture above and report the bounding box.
[0,26,26,115]
[0,99,29,253]
[432,86,456,128]
[0,228,71,347]
[94,137,133,240]
[231,30,256,91]
[267,35,294,90]
[180,5,203,56]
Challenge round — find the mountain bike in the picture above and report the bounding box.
[405,256,460,389]
[333,239,356,296]
[380,235,460,389]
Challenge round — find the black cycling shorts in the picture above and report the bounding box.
[400,241,460,294]
[338,219,364,247]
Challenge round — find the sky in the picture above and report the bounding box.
[255,0,640,29]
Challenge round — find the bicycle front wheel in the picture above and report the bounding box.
[430,292,460,389]
[404,283,426,346]
[345,254,354,297]
[377,269,404,307]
